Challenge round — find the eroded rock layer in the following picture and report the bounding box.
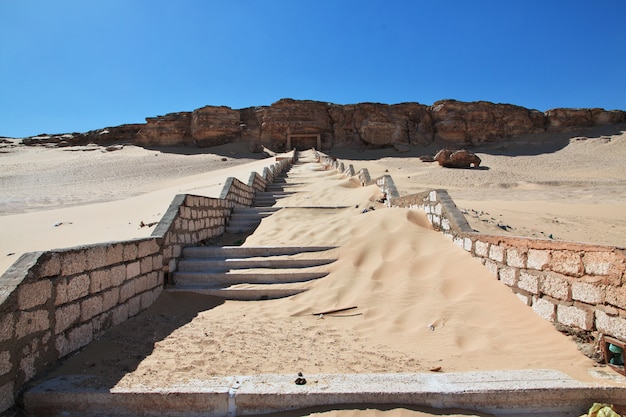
[22,99,626,151]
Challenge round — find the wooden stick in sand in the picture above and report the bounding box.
[311,306,358,316]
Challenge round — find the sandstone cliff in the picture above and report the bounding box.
[22,99,626,151]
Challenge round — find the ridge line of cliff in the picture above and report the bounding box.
[21,98,626,151]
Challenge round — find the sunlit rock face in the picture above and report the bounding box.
[22,99,626,151]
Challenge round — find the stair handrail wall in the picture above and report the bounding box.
[0,153,294,413]
[315,151,626,354]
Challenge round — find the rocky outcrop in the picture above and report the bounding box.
[327,102,433,148]
[546,108,626,130]
[431,100,546,145]
[135,112,193,147]
[135,106,241,147]
[434,149,482,168]
[22,124,143,147]
[20,99,626,150]
[190,106,241,146]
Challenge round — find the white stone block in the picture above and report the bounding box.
[532,297,556,322]
[557,304,593,330]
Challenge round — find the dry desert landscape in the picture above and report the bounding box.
[1,124,625,416]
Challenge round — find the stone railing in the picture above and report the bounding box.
[396,189,626,342]
[317,153,394,200]
[0,154,293,413]
[316,152,626,351]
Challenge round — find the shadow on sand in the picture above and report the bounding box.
[33,292,225,390]
[143,140,266,160]
[328,124,626,160]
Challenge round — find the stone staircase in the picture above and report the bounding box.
[224,169,303,234]
[168,245,336,300]
[225,206,281,234]
[170,155,340,300]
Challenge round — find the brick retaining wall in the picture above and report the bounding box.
[316,151,626,351]
[398,189,626,342]
[0,154,293,412]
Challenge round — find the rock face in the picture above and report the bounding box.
[191,106,241,146]
[328,102,433,148]
[434,149,482,168]
[136,112,193,147]
[135,106,241,147]
[431,100,547,145]
[22,124,143,147]
[21,99,626,150]
[255,99,333,151]
[546,108,626,130]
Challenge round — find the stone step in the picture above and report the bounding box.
[181,246,336,258]
[177,258,336,272]
[225,224,259,233]
[252,198,278,204]
[252,200,276,207]
[173,270,328,285]
[265,182,303,190]
[232,207,282,214]
[167,283,308,300]
[171,246,336,299]
[228,213,266,221]
[256,191,295,197]
[226,218,261,226]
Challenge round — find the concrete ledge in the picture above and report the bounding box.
[24,375,234,417]
[23,370,626,417]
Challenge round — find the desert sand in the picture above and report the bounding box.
[1,126,626,416]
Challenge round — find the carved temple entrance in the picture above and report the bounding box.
[287,134,321,150]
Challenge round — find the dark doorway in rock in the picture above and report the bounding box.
[287,134,321,150]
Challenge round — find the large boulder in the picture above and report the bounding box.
[434,149,481,168]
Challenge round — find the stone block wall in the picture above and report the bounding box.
[154,194,232,278]
[0,155,293,412]
[249,172,269,192]
[0,238,163,412]
[317,155,371,187]
[396,189,626,343]
[317,152,626,349]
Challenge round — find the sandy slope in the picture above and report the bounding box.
[0,142,271,275]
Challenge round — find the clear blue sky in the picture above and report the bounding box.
[1,0,625,138]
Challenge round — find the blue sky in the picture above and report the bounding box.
[1,1,625,138]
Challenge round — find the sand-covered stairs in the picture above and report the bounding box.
[170,152,341,300]
[225,164,301,234]
[168,245,336,300]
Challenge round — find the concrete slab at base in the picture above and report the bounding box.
[24,375,235,417]
[23,370,626,417]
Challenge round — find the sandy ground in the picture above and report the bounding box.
[0,141,269,275]
[330,125,626,247]
[2,127,626,416]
